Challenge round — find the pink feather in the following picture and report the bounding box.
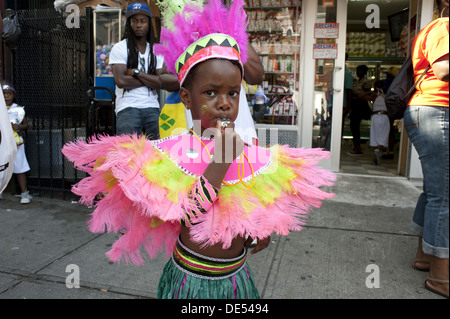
[63,134,335,265]
[184,146,335,249]
[62,134,191,265]
[204,0,227,33]
[226,0,249,63]
[154,0,249,75]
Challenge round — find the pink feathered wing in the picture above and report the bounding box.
[62,134,186,265]
[62,134,336,265]
[189,146,336,248]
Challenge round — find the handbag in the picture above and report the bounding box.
[385,55,430,120]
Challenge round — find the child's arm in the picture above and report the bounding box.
[11,117,29,132]
[245,235,271,255]
[182,122,244,226]
[202,121,244,189]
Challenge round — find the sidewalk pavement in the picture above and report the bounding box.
[0,173,445,299]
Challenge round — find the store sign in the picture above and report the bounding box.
[314,23,339,39]
[322,0,335,8]
[313,43,338,59]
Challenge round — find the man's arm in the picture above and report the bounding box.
[157,65,181,91]
[112,64,180,92]
[112,64,147,90]
[243,44,264,85]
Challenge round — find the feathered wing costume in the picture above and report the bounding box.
[62,0,336,266]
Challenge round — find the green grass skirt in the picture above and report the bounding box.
[157,259,260,299]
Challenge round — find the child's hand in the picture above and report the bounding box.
[212,120,244,164]
[202,121,244,189]
[11,123,20,132]
[245,235,271,254]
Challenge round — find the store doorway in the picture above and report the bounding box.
[339,0,409,176]
[300,0,348,172]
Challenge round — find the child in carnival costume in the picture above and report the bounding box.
[62,0,336,299]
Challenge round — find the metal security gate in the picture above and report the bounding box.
[12,8,91,198]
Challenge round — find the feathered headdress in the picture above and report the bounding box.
[154,0,249,86]
[156,0,204,30]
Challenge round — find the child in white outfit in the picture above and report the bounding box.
[369,80,390,166]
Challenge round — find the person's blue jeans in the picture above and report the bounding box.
[116,107,160,140]
[404,105,449,258]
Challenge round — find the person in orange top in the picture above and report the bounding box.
[406,0,449,299]
[409,12,449,106]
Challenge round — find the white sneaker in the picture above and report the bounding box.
[373,149,381,166]
[20,191,32,204]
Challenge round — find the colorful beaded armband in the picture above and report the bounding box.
[181,175,219,227]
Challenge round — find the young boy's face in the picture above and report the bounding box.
[2,90,15,106]
[180,59,241,131]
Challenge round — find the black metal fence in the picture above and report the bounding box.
[13,8,92,198]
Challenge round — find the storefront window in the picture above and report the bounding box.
[93,9,122,100]
[312,1,338,151]
[94,10,122,78]
[244,0,302,127]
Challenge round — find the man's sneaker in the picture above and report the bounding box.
[20,191,32,204]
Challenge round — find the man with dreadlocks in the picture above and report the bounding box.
[109,2,179,139]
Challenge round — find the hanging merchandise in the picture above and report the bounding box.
[244,1,301,126]
[1,11,21,51]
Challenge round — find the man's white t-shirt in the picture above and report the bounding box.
[234,88,258,145]
[108,39,164,114]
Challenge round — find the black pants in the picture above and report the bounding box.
[350,111,362,149]
[350,98,370,149]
